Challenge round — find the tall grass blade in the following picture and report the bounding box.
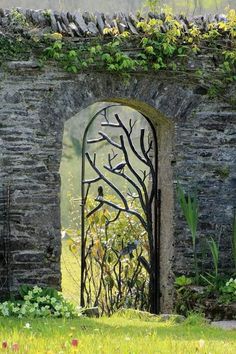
[177,182,199,282]
[208,237,219,279]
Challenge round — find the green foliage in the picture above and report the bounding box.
[219,278,236,304]
[215,166,230,179]
[0,285,81,318]
[1,8,236,96]
[207,83,223,99]
[183,312,207,326]
[175,275,192,287]
[10,8,29,27]
[208,237,220,279]
[177,183,199,282]
[174,284,203,316]
[0,37,31,64]
[44,40,63,60]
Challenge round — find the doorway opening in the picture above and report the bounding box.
[60,103,160,314]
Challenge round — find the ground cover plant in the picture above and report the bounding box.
[0,312,236,354]
[0,286,81,319]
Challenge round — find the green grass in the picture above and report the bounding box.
[59,234,236,354]
[0,315,236,353]
[61,240,81,305]
[1,242,236,353]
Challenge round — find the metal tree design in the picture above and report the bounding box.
[80,105,160,314]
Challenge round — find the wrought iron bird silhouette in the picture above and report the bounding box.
[111,162,126,173]
[120,240,139,258]
[97,186,104,200]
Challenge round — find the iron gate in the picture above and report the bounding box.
[80,105,160,314]
[0,185,10,299]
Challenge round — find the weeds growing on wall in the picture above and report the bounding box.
[41,8,236,86]
[1,7,236,100]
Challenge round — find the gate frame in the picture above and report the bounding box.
[80,104,161,314]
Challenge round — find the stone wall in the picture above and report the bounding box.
[0,60,235,311]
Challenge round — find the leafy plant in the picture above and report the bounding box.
[0,285,81,318]
[177,183,199,283]
[219,278,236,304]
[175,275,192,287]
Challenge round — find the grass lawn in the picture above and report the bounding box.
[0,314,236,354]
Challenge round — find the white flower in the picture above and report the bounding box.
[199,339,205,348]
[33,286,42,294]
[24,323,31,329]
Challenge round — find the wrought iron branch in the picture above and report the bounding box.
[119,135,149,205]
[105,210,121,227]
[129,118,137,134]
[140,129,155,174]
[85,152,129,210]
[114,114,149,167]
[127,190,139,200]
[98,132,122,150]
[101,122,120,127]
[95,197,147,230]
[140,129,156,203]
[87,137,106,144]
[108,151,118,169]
[101,107,109,123]
[146,140,153,155]
[139,170,151,183]
[103,164,146,212]
[83,176,101,184]
[86,202,103,219]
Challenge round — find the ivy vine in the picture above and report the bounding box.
[1,8,236,99]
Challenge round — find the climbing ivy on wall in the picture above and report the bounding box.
[1,8,236,98]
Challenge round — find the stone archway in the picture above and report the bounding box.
[35,72,194,313]
[3,68,234,313]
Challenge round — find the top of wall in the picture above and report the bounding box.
[0,8,228,38]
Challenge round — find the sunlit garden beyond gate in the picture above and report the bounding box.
[60,103,160,315]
